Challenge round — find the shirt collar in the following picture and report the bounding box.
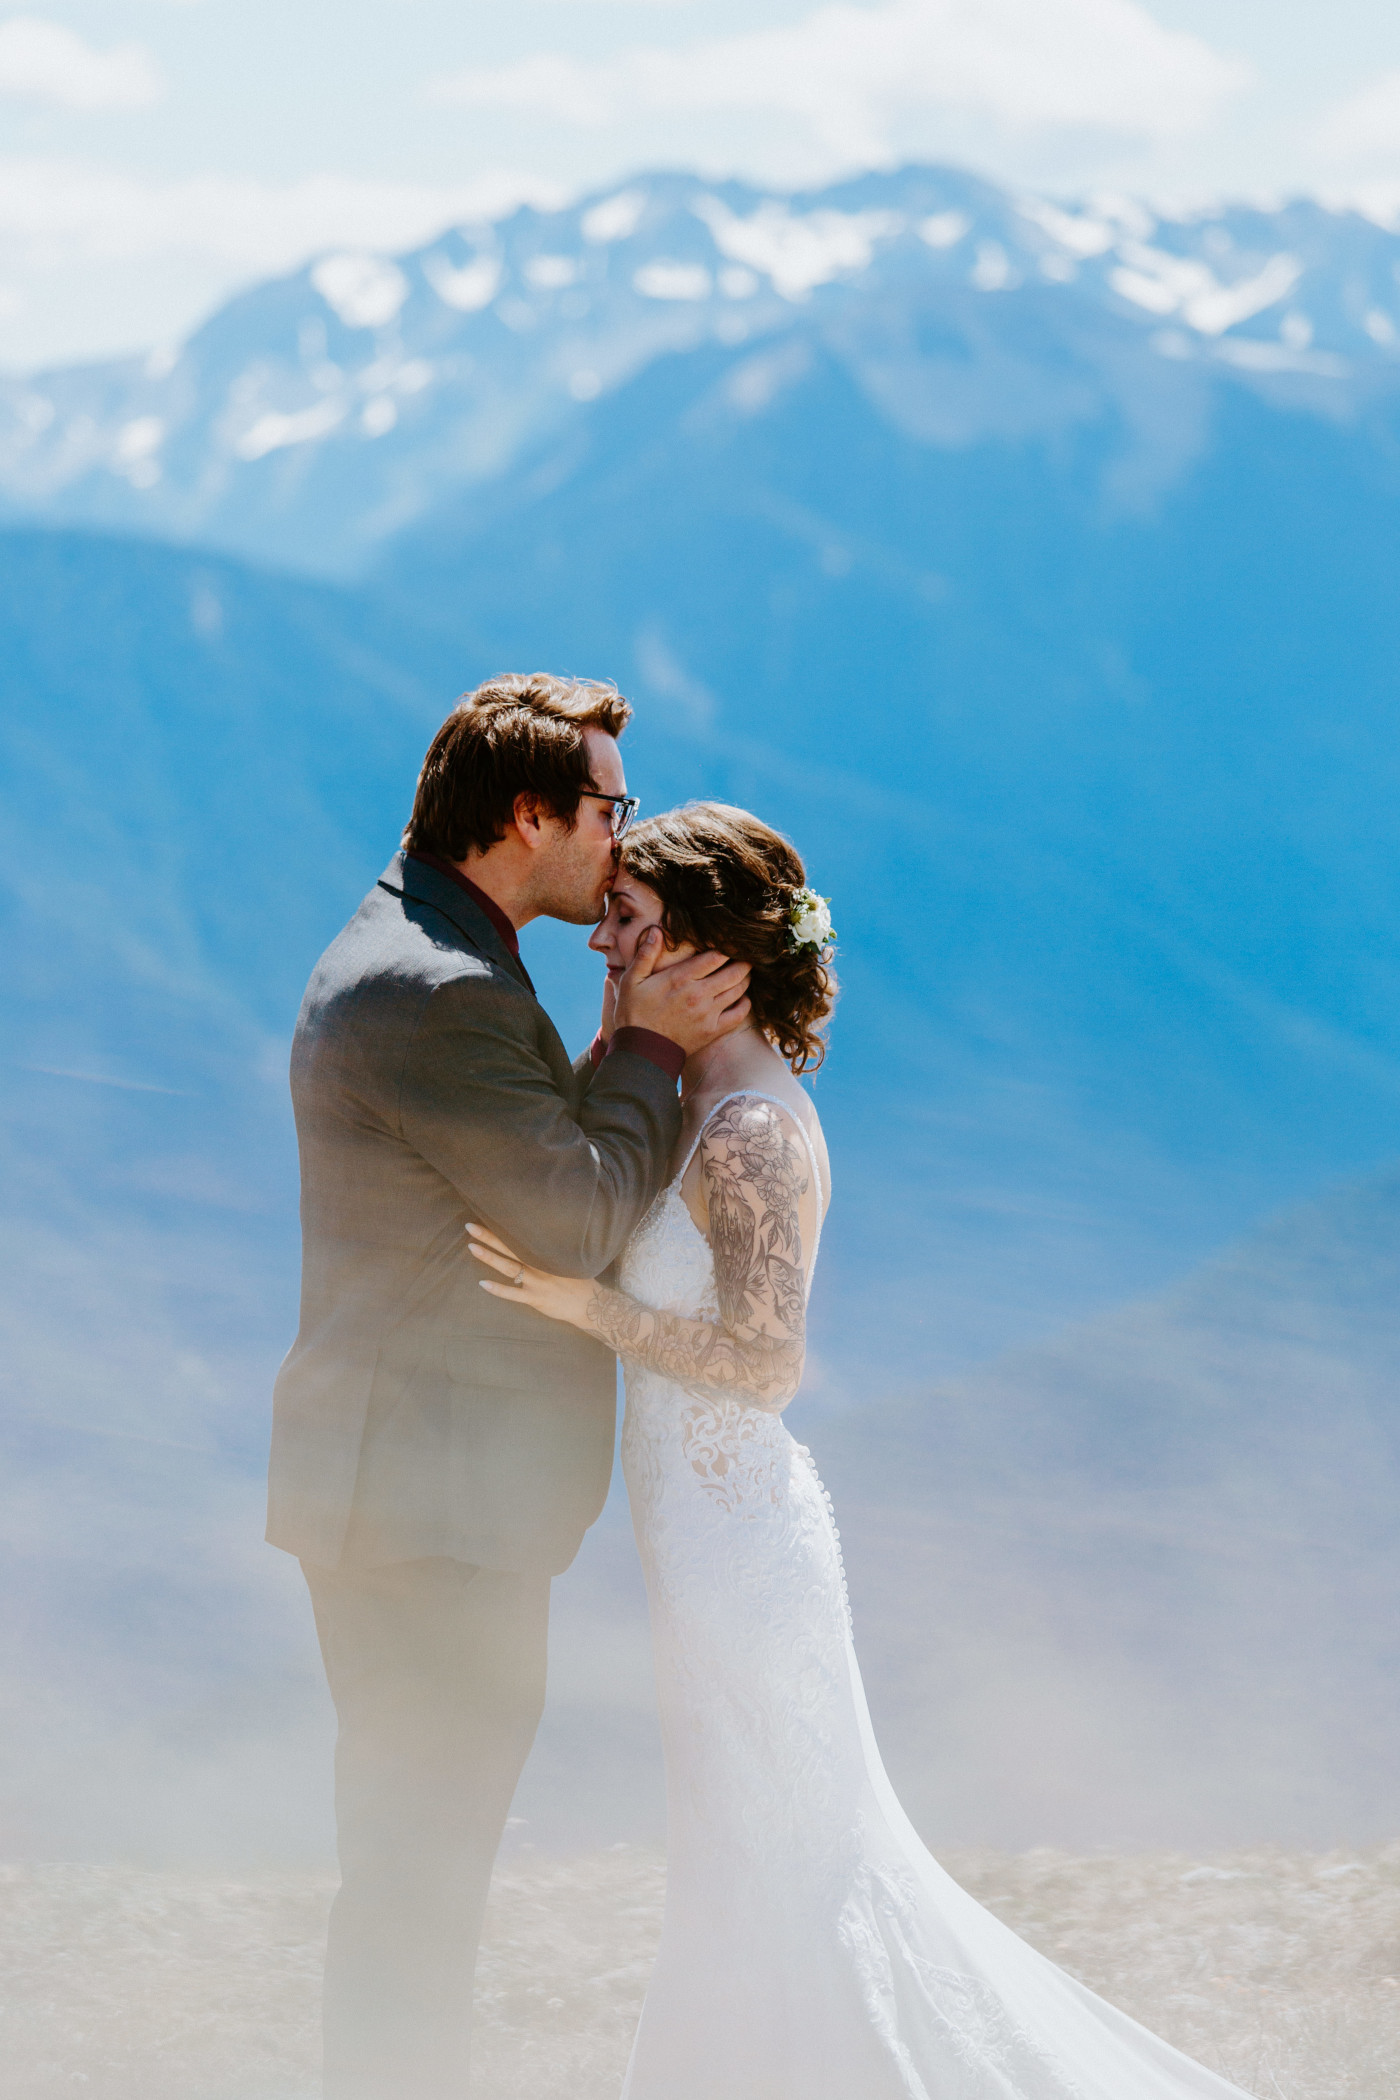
[404,852,520,957]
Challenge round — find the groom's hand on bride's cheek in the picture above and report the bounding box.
[617,930,751,1054]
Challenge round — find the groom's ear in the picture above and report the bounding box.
[511,790,549,843]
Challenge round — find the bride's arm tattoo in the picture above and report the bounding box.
[583,1100,810,1412]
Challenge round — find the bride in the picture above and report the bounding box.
[467,803,1259,2100]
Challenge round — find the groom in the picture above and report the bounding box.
[267,673,749,2099]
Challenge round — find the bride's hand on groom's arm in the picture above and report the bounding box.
[465,1220,797,1414]
[467,1095,808,1412]
[466,1223,595,1327]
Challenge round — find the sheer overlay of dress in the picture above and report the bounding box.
[617,1089,1258,2100]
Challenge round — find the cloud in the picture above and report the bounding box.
[1312,69,1400,167]
[0,160,561,270]
[427,0,1249,167]
[0,16,163,110]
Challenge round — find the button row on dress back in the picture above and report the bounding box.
[796,1442,853,1637]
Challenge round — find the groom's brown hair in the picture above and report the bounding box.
[404,673,631,861]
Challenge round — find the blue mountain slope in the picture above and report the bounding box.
[0,529,473,1620]
[0,531,461,1030]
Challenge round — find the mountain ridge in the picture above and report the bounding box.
[5,163,1400,575]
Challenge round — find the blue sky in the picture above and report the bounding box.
[4,0,1400,369]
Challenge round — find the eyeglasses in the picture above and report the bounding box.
[579,790,640,839]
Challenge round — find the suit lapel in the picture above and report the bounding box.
[382,851,536,994]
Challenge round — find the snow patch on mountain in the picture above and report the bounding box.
[237,399,347,462]
[581,189,647,244]
[310,254,409,330]
[633,260,711,302]
[693,197,904,300]
[1017,198,1114,258]
[423,251,500,312]
[918,209,970,250]
[1111,245,1302,335]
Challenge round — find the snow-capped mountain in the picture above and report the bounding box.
[5,165,1400,575]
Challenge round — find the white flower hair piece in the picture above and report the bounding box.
[787,885,836,954]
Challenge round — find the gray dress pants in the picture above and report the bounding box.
[303,1556,551,2100]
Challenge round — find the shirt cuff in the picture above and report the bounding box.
[606,1027,686,1083]
[588,1030,607,1069]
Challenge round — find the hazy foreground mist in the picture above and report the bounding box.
[3,1135,1395,1866]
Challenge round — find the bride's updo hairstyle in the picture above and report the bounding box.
[619,802,836,1072]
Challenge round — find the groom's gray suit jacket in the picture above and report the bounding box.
[267,850,681,1574]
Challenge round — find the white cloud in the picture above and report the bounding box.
[1312,70,1400,167]
[427,0,1249,165]
[1342,184,1400,232]
[1306,70,1400,225]
[0,159,560,270]
[0,16,163,110]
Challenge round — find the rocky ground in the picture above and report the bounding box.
[2,1844,1397,2098]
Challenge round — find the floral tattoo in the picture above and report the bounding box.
[583,1100,810,1412]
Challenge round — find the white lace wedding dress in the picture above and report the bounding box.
[616,1089,1258,2100]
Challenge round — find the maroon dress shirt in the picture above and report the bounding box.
[407,852,684,1081]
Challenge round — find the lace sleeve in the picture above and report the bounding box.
[582,1097,810,1413]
